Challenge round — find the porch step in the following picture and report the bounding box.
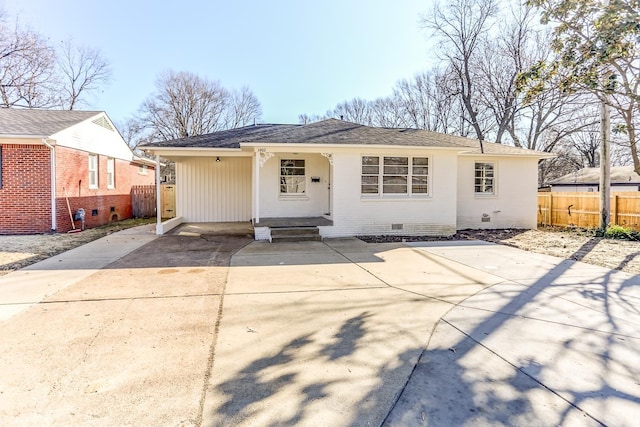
[270,227,321,242]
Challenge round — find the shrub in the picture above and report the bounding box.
[604,225,640,241]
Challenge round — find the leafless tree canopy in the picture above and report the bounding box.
[297,0,631,184]
[0,10,111,110]
[56,40,112,110]
[133,70,262,143]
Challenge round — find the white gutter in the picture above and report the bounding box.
[41,138,57,231]
[0,134,49,140]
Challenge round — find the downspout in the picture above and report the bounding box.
[41,138,57,231]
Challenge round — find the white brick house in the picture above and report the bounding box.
[141,119,552,240]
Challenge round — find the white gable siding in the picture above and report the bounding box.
[320,149,459,238]
[456,156,538,229]
[176,157,251,222]
[51,114,134,161]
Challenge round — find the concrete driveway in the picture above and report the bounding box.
[1,227,639,426]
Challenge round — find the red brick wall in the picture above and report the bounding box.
[0,144,53,234]
[0,143,155,234]
[54,146,155,233]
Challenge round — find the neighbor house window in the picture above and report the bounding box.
[138,164,148,175]
[362,156,429,196]
[475,162,495,194]
[88,154,98,188]
[280,159,305,194]
[107,158,115,188]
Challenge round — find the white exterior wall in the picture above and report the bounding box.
[320,149,459,237]
[176,157,251,222]
[456,156,538,229]
[258,154,330,218]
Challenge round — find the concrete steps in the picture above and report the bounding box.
[270,227,321,242]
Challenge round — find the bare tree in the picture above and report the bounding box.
[369,96,404,128]
[115,116,153,151]
[225,85,262,128]
[0,11,57,108]
[422,0,499,142]
[298,113,324,124]
[138,70,262,141]
[56,39,111,110]
[140,70,230,140]
[327,97,373,124]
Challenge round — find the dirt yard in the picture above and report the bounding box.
[2,224,639,276]
[0,218,155,276]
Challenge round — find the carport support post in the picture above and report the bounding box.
[254,151,260,223]
[155,154,162,234]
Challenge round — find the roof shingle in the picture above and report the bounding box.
[0,109,101,136]
[141,118,549,156]
[550,166,640,185]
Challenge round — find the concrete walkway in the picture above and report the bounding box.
[0,225,158,321]
[1,231,639,426]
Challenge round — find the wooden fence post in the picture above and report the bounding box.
[548,193,553,226]
[612,194,618,226]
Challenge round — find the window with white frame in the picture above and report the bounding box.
[411,157,429,194]
[88,154,98,188]
[138,164,148,175]
[362,156,429,196]
[474,162,495,194]
[107,158,115,188]
[280,159,305,194]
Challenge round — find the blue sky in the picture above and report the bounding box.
[2,0,436,125]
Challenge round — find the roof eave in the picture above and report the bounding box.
[239,142,469,151]
[459,151,556,159]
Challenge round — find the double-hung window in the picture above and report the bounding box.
[107,158,115,189]
[88,154,98,188]
[474,162,495,194]
[362,156,429,196]
[280,159,306,194]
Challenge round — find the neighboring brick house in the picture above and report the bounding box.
[0,109,155,234]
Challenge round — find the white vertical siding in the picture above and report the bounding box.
[176,157,251,222]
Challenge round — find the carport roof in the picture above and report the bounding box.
[140,118,549,156]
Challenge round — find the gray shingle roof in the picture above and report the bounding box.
[141,118,548,156]
[550,166,640,185]
[0,109,101,136]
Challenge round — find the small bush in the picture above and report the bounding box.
[604,225,640,241]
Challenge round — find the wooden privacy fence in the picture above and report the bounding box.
[131,185,177,219]
[538,192,640,231]
[131,185,156,218]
